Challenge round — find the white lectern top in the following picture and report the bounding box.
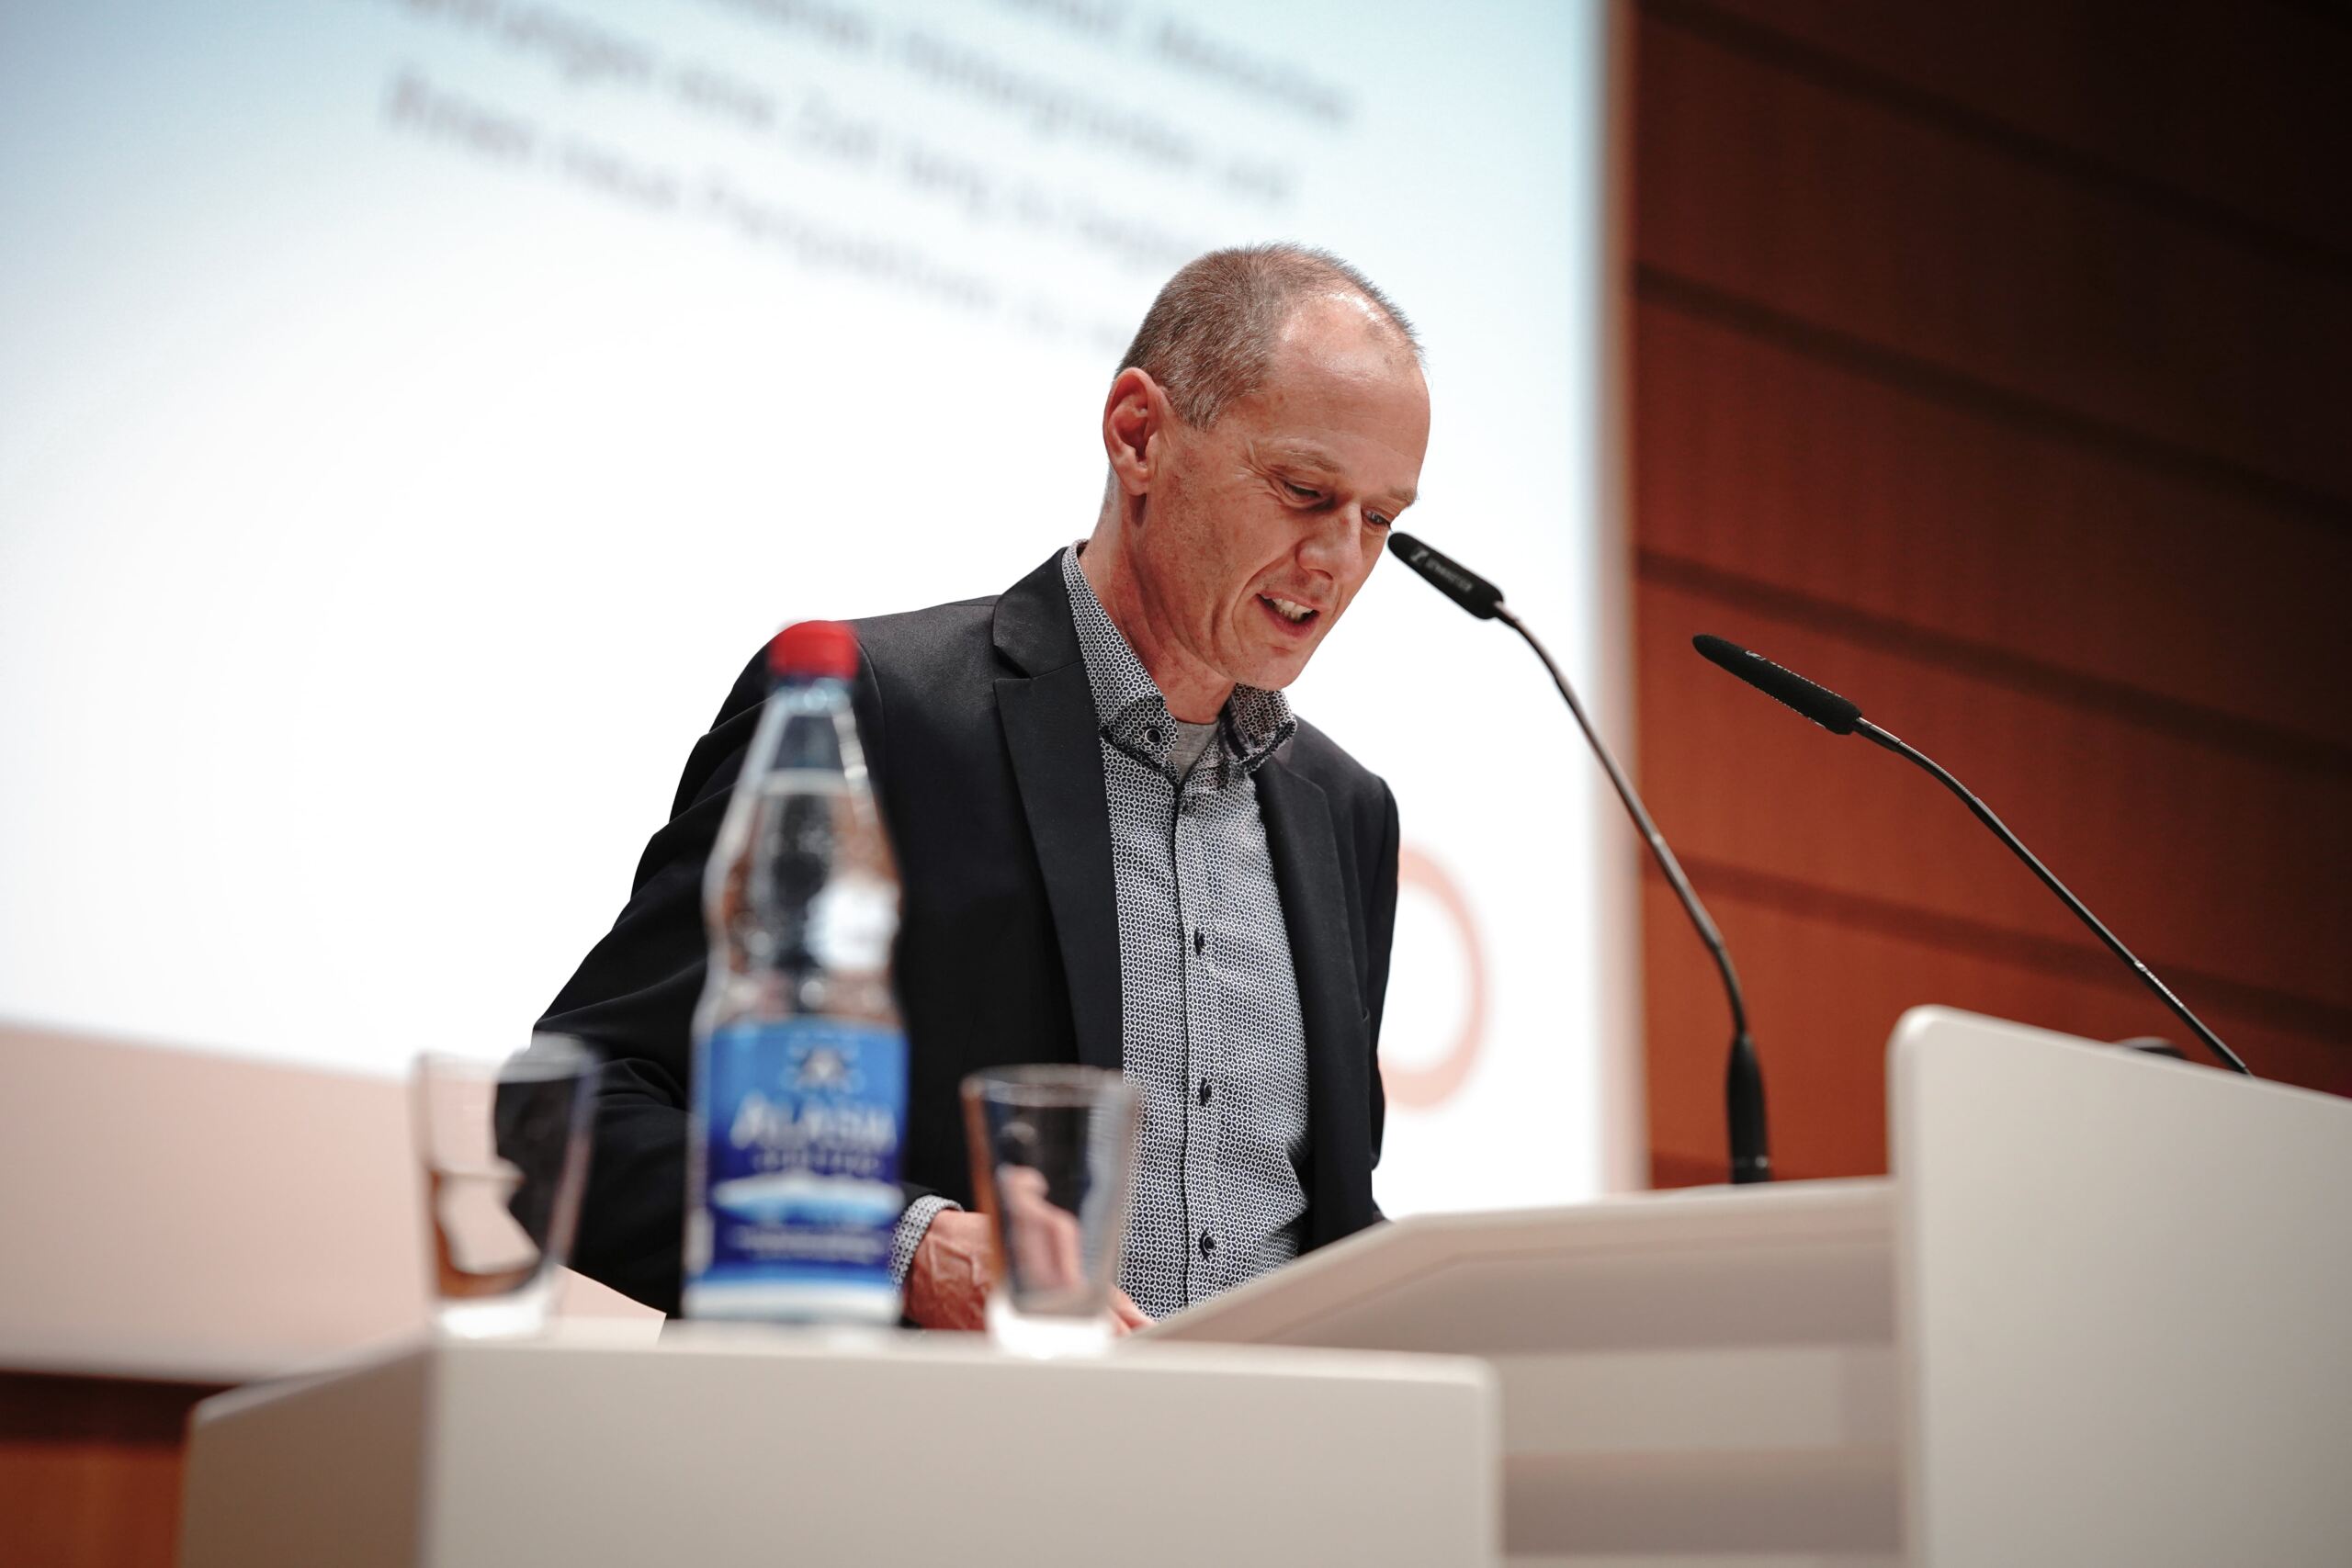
[1155,1007,2352,1567]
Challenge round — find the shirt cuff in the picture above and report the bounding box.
[889,1194,961,1288]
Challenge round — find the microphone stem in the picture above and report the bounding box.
[1498,605,1771,1181]
[1855,718,2252,1077]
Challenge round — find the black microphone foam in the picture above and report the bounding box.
[1388,532,1503,620]
[1693,634,1862,735]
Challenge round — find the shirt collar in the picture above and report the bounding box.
[1058,545,1295,785]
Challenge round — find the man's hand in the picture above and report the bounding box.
[903,1207,1154,1335]
[1107,1287,1152,1335]
[997,1167,1085,1297]
[903,1208,994,1331]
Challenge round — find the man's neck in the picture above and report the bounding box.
[1076,530,1235,724]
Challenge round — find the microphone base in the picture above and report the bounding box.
[1726,1030,1771,1184]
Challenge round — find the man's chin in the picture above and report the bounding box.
[1238,649,1316,694]
[1216,624,1329,694]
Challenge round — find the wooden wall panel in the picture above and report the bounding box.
[1629,0,2352,1184]
[1635,300,2352,756]
[1636,579,2352,1023]
[1641,874,2348,1186]
[0,1375,213,1568]
[1635,13,2352,512]
[1656,0,2352,260]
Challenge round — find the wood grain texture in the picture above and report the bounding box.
[1650,0,2352,262]
[1628,0,2352,1182]
[1636,577,2352,1023]
[1640,871,2350,1186]
[0,1374,218,1568]
[1634,299,2352,758]
[1634,9,2352,511]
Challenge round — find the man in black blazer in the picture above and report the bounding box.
[541,244,1428,1324]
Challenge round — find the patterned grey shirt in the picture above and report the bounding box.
[888,547,1315,1319]
[1059,545,1313,1318]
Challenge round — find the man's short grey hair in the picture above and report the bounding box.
[1114,243,1419,427]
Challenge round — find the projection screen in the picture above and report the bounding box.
[0,0,1632,1214]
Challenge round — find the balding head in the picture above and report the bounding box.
[1082,244,1429,721]
[1114,244,1420,429]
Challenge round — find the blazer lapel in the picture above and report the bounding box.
[993,559,1123,1072]
[1256,757,1372,1236]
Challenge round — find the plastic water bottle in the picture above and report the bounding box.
[684,620,908,1323]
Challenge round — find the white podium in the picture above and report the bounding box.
[1150,1007,2352,1565]
[181,1009,2351,1567]
[179,1329,1498,1567]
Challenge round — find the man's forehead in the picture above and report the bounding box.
[1256,436,1347,469]
[1250,324,1427,418]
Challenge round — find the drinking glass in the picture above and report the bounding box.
[960,1065,1139,1356]
[411,1035,594,1338]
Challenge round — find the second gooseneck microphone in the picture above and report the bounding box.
[1691,634,2253,1077]
[1390,533,1770,1184]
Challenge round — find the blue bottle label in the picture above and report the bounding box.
[695,1018,906,1291]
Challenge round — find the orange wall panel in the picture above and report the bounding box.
[1635,12,2352,511]
[0,1376,213,1568]
[1628,0,2351,1183]
[1634,300,2352,754]
[1668,0,2352,259]
[1642,873,2348,1185]
[1636,578,2350,1024]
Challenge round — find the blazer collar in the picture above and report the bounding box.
[991,549,1084,678]
[1054,546,1298,787]
[987,548,1367,1120]
[1254,754,1371,1237]
[992,551,1122,1071]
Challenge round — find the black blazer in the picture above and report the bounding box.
[540,551,1400,1314]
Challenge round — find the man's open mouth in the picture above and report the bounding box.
[1261,593,1320,627]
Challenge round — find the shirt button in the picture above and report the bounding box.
[1145,725,1162,746]
[1197,1077,1212,1105]
[1198,1232,1216,1258]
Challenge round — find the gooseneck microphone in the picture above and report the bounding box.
[1691,634,2253,1077]
[1391,534,1770,1183]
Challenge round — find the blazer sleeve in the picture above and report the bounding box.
[535,642,924,1314]
[1363,779,1400,1209]
[533,649,769,1314]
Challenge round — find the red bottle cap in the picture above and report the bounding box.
[766,620,860,681]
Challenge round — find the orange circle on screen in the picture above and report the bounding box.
[1380,846,1487,1110]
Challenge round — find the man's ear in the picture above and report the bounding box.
[1102,367,1162,498]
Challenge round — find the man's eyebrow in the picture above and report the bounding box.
[1257,442,1418,509]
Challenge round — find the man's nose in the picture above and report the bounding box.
[1295,503,1373,575]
